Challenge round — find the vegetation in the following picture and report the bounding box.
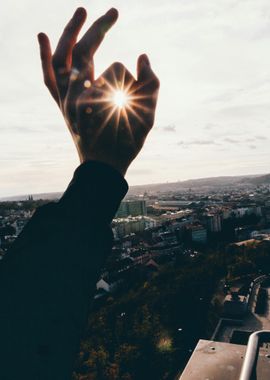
[72,253,226,380]
[72,237,270,379]
[0,200,49,214]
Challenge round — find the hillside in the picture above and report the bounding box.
[0,173,268,201]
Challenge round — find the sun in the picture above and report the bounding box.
[90,67,151,131]
[113,90,129,108]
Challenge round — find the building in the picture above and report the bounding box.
[223,292,248,317]
[113,216,156,238]
[207,214,222,232]
[187,225,207,243]
[155,200,193,208]
[116,200,147,217]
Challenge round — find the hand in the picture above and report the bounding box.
[38,7,160,176]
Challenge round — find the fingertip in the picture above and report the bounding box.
[75,7,87,20]
[139,54,150,66]
[37,33,50,50]
[106,7,119,21]
[137,54,151,79]
[37,32,45,42]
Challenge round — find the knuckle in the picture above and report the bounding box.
[149,77,160,93]
[112,61,125,73]
[149,74,160,89]
[64,23,75,35]
[92,19,105,34]
[154,76,160,89]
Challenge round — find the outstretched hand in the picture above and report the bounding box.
[38,7,159,176]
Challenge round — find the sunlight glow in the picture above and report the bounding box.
[90,66,152,141]
[113,90,129,108]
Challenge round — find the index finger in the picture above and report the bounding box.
[53,7,87,72]
[72,8,118,67]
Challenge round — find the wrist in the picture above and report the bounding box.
[74,140,131,177]
[79,155,128,177]
[59,160,129,223]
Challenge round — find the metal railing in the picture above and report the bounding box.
[239,330,270,380]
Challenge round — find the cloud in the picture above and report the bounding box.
[0,125,40,134]
[163,124,176,132]
[223,137,240,144]
[177,139,218,146]
[129,168,154,175]
[255,135,268,140]
[221,136,267,145]
[204,123,217,130]
[177,135,268,149]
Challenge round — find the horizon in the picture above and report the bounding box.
[2,0,270,197]
[1,169,268,200]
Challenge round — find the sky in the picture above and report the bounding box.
[1,0,270,197]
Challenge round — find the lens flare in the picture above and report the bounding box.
[90,66,152,136]
[113,90,128,108]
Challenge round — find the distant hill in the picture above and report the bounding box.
[128,174,262,195]
[241,174,270,186]
[0,192,62,202]
[0,173,268,201]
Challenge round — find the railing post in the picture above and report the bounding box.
[239,330,270,380]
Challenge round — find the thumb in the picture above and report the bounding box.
[137,54,160,93]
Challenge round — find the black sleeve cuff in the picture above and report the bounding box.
[58,161,129,224]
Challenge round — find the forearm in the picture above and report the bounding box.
[0,161,128,380]
[59,160,128,223]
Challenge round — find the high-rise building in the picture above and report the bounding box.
[187,225,207,243]
[116,200,147,218]
[207,214,222,232]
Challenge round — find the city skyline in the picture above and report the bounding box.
[2,0,270,197]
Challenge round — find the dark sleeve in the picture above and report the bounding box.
[0,161,128,380]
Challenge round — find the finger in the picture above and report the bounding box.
[135,54,160,128]
[137,54,160,93]
[99,61,135,94]
[72,8,119,70]
[37,33,59,105]
[65,9,119,117]
[52,7,87,99]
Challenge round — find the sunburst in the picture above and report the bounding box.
[86,67,152,139]
[113,90,129,108]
